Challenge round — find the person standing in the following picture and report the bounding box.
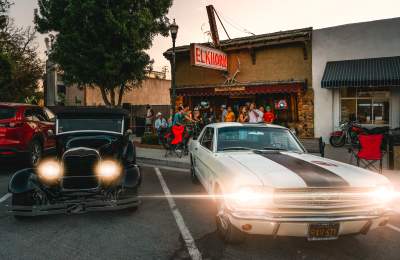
[224,106,236,122]
[238,106,249,123]
[249,103,263,123]
[154,112,167,144]
[208,107,216,124]
[263,106,275,124]
[220,105,227,122]
[145,105,154,133]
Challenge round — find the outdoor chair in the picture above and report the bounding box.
[350,134,384,173]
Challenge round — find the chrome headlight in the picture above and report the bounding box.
[95,160,121,182]
[37,160,63,184]
[228,186,273,210]
[371,185,396,204]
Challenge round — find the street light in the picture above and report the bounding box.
[169,19,179,109]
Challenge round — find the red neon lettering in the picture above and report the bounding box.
[196,48,201,63]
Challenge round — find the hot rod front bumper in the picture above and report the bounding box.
[8,196,140,216]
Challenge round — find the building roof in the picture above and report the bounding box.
[321,56,400,88]
[164,27,312,57]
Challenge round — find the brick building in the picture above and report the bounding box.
[164,28,314,137]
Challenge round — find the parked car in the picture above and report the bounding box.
[0,103,56,166]
[189,122,394,243]
[8,107,141,217]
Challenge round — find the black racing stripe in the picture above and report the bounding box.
[259,153,349,187]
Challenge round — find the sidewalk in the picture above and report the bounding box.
[136,144,400,188]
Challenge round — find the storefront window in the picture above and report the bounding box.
[340,88,390,125]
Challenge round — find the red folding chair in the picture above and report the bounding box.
[356,134,384,173]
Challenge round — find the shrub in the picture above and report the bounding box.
[141,134,159,145]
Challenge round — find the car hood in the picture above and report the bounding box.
[225,151,390,189]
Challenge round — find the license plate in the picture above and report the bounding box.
[308,223,339,241]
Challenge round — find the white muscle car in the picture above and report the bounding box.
[189,123,394,243]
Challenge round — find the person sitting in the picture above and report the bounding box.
[224,106,236,122]
[173,106,184,125]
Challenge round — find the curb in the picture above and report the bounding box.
[137,157,190,169]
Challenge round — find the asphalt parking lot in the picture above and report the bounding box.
[1,163,400,260]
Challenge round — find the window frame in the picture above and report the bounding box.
[339,88,390,126]
[200,127,214,152]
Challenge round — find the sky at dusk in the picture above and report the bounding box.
[9,0,400,72]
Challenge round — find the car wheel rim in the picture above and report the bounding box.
[32,144,41,165]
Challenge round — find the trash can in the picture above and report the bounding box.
[388,128,400,170]
[135,117,145,137]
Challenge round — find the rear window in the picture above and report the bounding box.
[0,107,16,120]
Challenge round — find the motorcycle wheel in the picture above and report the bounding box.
[329,135,345,147]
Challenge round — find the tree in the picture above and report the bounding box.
[35,0,173,107]
[0,0,43,102]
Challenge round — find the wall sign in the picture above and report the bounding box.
[190,44,228,71]
[214,86,245,92]
[275,99,288,110]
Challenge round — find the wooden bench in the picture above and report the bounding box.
[299,137,325,157]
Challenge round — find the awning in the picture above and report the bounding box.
[321,56,400,88]
[176,81,305,97]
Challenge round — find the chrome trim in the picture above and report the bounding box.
[229,210,393,223]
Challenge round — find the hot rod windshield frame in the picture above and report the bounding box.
[56,117,124,135]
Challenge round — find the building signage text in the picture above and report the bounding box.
[190,44,228,71]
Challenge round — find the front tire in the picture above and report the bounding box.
[12,192,35,220]
[215,191,245,243]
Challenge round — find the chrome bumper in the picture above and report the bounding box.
[228,208,395,223]
[8,197,140,216]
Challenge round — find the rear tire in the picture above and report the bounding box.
[329,135,345,147]
[190,156,199,184]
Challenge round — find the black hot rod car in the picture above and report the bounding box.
[8,107,141,216]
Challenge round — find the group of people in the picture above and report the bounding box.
[220,102,276,124]
[151,102,276,144]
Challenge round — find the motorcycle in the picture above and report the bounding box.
[329,121,364,147]
[330,121,389,147]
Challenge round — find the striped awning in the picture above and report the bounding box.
[321,56,400,88]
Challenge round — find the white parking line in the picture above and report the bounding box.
[388,224,400,233]
[0,193,11,203]
[139,164,190,173]
[155,168,202,260]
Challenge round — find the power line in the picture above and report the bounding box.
[218,12,256,36]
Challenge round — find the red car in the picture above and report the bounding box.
[0,103,56,166]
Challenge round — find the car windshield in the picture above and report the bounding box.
[217,126,304,152]
[0,107,16,120]
[57,118,123,134]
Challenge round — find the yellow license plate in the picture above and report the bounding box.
[308,223,339,241]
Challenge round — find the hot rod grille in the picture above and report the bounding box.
[62,151,99,190]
